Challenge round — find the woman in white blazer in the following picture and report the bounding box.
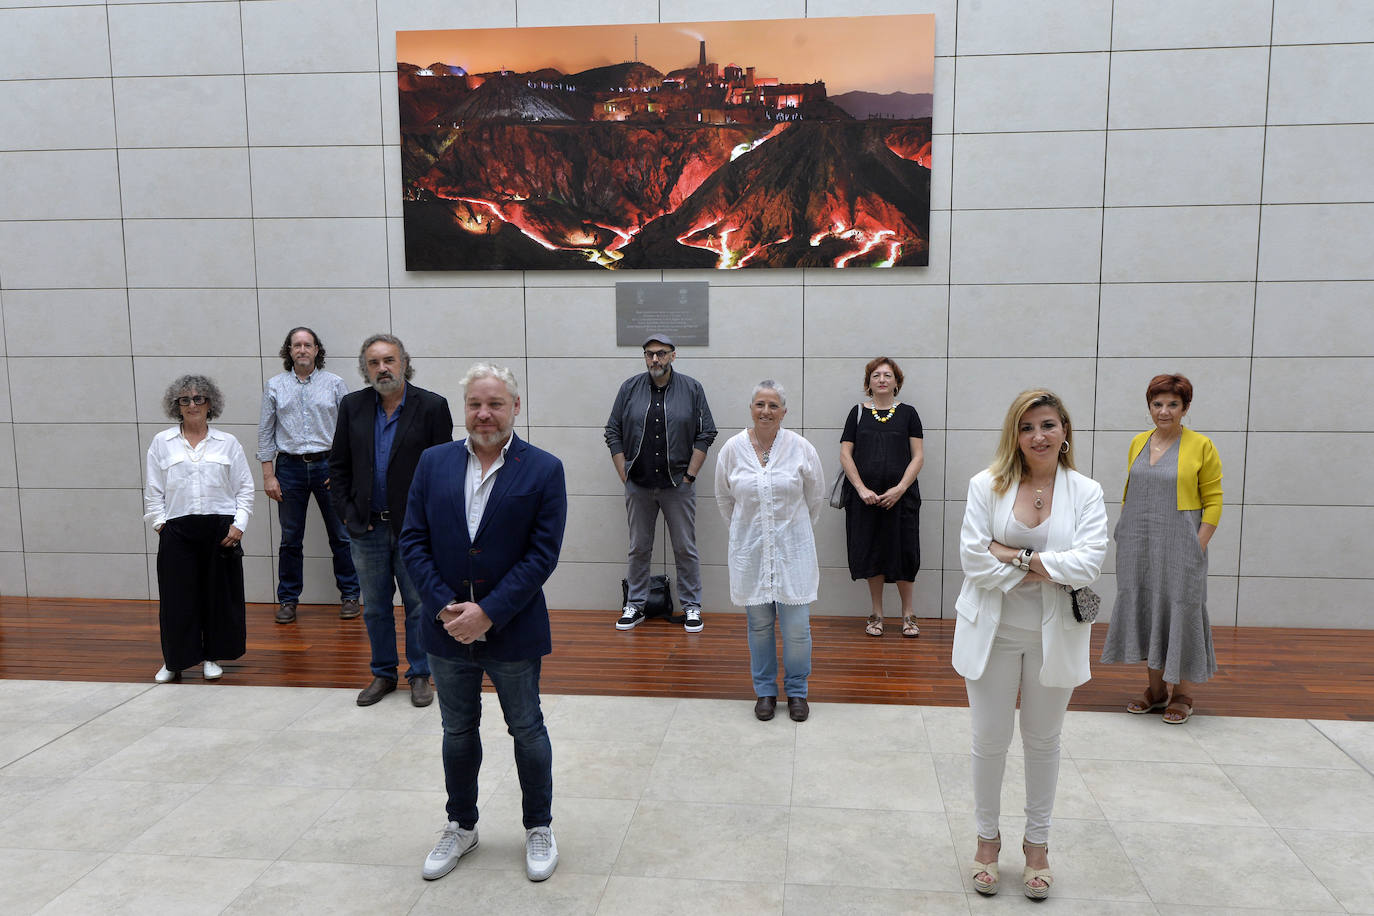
[954,390,1108,900]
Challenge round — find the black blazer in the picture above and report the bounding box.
[329,383,453,537]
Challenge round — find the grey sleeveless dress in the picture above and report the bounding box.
[1100,440,1217,683]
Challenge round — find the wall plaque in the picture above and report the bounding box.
[616,282,709,346]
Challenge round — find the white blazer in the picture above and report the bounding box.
[952,467,1109,688]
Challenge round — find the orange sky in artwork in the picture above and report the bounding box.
[396,15,935,96]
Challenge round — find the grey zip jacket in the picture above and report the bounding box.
[604,371,717,485]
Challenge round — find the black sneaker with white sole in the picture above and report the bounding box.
[684,607,703,632]
[616,606,646,630]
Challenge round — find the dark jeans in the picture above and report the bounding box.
[274,454,359,604]
[428,648,553,831]
[350,524,428,681]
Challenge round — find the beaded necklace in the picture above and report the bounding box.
[869,401,899,423]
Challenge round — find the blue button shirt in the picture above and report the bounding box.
[372,387,407,511]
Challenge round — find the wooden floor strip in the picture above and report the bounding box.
[1,597,1369,720]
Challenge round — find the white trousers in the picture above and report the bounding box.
[964,622,1074,846]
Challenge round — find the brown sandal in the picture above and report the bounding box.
[1126,686,1169,714]
[901,616,920,638]
[1163,694,1194,724]
[865,615,884,637]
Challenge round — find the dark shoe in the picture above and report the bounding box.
[683,607,703,633]
[275,601,297,624]
[787,696,810,722]
[340,597,361,620]
[409,676,434,707]
[356,676,397,706]
[754,696,776,721]
[615,606,646,630]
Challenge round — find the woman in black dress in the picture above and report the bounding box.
[839,356,925,637]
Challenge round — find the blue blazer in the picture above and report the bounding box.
[400,434,567,662]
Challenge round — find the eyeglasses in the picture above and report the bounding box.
[644,349,673,361]
[176,395,209,406]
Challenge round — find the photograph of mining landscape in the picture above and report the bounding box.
[398,15,934,271]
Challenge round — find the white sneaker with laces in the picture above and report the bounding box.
[154,665,178,683]
[525,825,558,881]
[684,607,703,633]
[203,660,223,680]
[423,821,478,880]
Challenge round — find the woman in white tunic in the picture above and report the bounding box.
[715,380,825,723]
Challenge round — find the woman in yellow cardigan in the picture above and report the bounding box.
[1101,374,1222,724]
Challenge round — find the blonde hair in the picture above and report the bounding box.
[989,389,1076,494]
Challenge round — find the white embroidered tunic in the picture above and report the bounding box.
[714,427,826,606]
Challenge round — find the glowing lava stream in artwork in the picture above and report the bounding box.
[811,220,902,268]
[453,194,644,266]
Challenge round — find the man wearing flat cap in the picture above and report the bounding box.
[604,334,717,632]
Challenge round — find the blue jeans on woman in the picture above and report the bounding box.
[746,602,812,698]
[428,648,553,830]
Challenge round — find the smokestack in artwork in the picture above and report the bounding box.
[746,66,755,88]
[698,40,706,69]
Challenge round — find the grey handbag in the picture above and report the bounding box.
[1066,585,1101,623]
[828,404,862,509]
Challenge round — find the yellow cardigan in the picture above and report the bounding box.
[1123,427,1223,526]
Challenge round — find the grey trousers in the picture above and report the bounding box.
[624,478,702,611]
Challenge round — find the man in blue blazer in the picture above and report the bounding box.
[400,363,567,884]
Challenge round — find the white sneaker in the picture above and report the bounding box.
[154,665,179,683]
[525,825,558,881]
[423,821,478,880]
[203,660,223,680]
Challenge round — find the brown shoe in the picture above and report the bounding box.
[275,601,297,624]
[787,696,810,722]
[754,696,776,721]
[410,675,434,707]
[340,597,361,620]
[356,676,397,706]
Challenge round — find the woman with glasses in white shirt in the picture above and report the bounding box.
[715,380,826,723]
[144,375,254,683]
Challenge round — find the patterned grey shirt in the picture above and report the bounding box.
[256,369,349,461]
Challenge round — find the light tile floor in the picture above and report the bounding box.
[1,679,1371,915]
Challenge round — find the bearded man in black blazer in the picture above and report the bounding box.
[330,333,452,708]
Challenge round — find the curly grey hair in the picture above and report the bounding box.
[459,362,520,399]
[162,374,225,421]
[357,333,414,381]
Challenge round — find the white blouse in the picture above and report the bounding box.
[144,426,254,531]
[714,427,826,607]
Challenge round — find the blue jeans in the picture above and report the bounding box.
[746,602,812,698]
[428,649,553,830]
[350,524,428,681]
[274,454,359,604]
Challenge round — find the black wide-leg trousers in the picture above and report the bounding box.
[157,514,246,671]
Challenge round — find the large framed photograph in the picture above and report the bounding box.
[398,15,934,271]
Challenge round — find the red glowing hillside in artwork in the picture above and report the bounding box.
[399,28,932,270]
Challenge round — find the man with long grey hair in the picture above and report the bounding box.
[330,334,453,708]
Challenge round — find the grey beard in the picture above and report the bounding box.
[468,427,511,448]
[371,375,403,395]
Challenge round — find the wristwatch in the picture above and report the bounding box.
[1013,548,1034,569]
[683,473,696,483]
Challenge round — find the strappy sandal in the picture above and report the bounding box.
[901,616,920,638]
[969,834,1000,896]
[1022,839,1053,899]
[1126,685,1169,714]
[864,615,884,637]
[1163,694,1194,724]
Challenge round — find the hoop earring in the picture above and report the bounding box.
[1060,440,1070,454]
